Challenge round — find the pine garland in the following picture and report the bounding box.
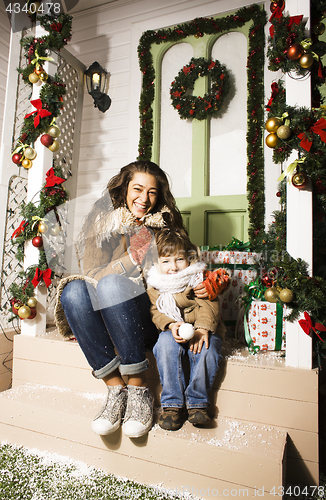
[137,5,267,248]
[4,12,73,321]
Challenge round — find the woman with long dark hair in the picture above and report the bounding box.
[55,160,186,439]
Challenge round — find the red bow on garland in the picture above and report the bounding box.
[32,267,52,288]
[269,14,303,39]
[45,168,66,187]
[25,99,52,128]
[299,311,326,342]
[297,118,326,152]
[11,220,28,240]
[266,82,279,111]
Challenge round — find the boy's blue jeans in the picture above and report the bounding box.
[153,330,223,409]
[60,274,158,379]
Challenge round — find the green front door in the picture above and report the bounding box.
[149,15,262,248]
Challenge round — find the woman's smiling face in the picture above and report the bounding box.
[126,172,158,218]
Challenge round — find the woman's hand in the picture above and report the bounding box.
[193,282,209,299]
[169,322,187,343]
[189,328,209,354]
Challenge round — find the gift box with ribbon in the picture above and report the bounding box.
[245,300,286,352]
[200,239,261,337]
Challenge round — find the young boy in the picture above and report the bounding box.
[147,228,227,431]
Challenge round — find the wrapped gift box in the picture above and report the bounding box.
[246,300,286,351]
[200,248,261,337]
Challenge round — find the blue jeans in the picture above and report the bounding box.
[153,331,223,409]
[60,275,158,379]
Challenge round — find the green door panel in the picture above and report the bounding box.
[177,195,248,247]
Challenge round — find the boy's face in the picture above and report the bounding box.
[158,253,189,274]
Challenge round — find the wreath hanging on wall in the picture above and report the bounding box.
[170,57,231,120]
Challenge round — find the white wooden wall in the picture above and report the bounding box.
[0,7,11,145]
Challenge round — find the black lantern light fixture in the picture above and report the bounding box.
[84,61,111,113]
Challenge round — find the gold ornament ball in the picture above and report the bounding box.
[21,158,33,169]
[39,71,48,82]
[265,117,282,133]
[313,22,325,36]
[27,297,38,308]
[24,147,37,160]
[276,125,291,140]
[264,287,279,303]
[38,222,48,233]
[279,288,294,303]
[18,305,32,319]
[49,224,61,236]
[265,133,280,148]
[299,53,314,69]
[47,125,61,138]
[28,72,39,84]
[48,140,60,152]
[292,172,308,189]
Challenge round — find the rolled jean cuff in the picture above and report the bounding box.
[119,358,149,376]
[92,355,121,379]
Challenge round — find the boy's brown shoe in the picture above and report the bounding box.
[188,408,211,426]
[158,408,183,431]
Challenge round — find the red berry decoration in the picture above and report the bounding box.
[40,134,54,147]
[287,43,304,61]
[276,191,282,197]
[32,236,43,248]
[12,153,23,164]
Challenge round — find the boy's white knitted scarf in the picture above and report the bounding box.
[147,261,206,322]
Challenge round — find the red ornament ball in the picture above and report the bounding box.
[27,307,37,320]
[11,303,20,315]
[276,191,281,197]
[12,153,22,164]
[40,134,54,147]
[270,0,285,13]
[262,274,272,287]
[32,236,43,248]
[287,43,304,61]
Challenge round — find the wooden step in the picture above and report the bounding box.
[9,329,319,486]
[0,382,286,499]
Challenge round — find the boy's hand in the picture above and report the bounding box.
[193,282,208,299]
[169,322,187,343]
[189,328,209,354]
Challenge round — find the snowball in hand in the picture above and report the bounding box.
[178,323,195,340]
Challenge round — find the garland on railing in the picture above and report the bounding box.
[5,12,73,322]
[137,4,267,248]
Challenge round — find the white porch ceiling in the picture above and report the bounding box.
[65,0,120,14]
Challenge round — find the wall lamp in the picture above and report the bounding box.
[84,61,111,113]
